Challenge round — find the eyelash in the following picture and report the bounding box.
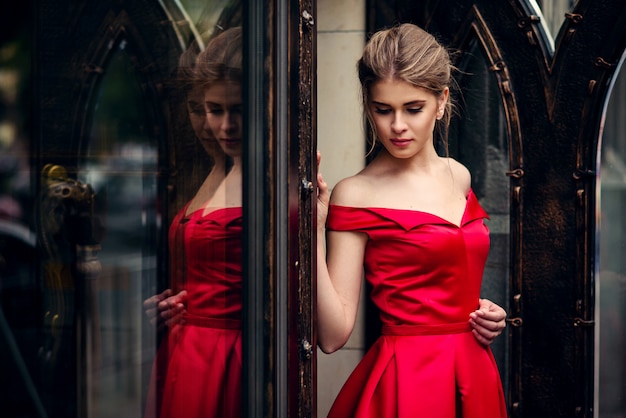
[189,107,206,116]
[374,108,422,114]
[207,107,242,115]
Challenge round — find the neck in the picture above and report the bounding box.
[230,156,242,172]
[377,146,441,171]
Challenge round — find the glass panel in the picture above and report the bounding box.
[78,44,159,417]
[141,2,244,418]
[596,53,626,418]
[450,36,511,393]
[0,1,245,417]
[534,0,578,43]
[180,0,235,37]
[0,4,40,415]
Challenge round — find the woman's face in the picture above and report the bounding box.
[187,86,210,141]
[368,78,448,160]
[204,81,242,159]
[187,86,223,157]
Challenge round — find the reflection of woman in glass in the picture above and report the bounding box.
[144,26,242,418]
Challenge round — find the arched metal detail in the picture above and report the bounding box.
[158,0,202,50]
[71,13,170,165]
[450,7,525,414]
[61,5,191,219]
[572,4,626,417]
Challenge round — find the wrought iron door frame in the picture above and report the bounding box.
[365,0,626,417]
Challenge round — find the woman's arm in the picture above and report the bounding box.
[316,155,368,353]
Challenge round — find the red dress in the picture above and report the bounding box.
[150,205,243,418]
[326,190,507,418]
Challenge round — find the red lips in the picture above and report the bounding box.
[390,138,412,146]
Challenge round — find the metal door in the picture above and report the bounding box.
[366,1,626,417]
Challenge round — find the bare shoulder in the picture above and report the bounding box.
[444,157,472,195]
[329,172,373,207]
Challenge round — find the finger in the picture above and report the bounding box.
[143,294,161,309]
[164,304,187,326]
[472,329,494,346]
[470,311,505,334]
[316,151,328,191]
[165,311,186,328]
[144,289,173,309]
[470,314,505,332]
[164,292,187,310]
[472,309,506,323]
[173,290,188,302]
[473,322,503,339]
[478,298,507,315]
[317,171,329,197]
[470,320,501,340]
[158,295,178,312]
[162,298,187,319]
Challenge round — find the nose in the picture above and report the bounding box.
[203,113,212,132]
[221,111,239,133]
[391,111,407,133]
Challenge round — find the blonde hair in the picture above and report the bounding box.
[195,26,242,90]
[358,23,455,156]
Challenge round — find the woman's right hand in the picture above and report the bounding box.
[143,289,188,330]
[317,151,329,231]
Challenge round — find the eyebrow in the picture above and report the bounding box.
[371,100,428,107]
[204,101,242,109]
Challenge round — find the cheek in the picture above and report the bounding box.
[189,115,205,136]
[206,115,222,134]
[234,114,243,129]
[422,115,439,132]
[370,114,387,134]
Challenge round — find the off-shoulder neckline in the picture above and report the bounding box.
[329,189,480,229]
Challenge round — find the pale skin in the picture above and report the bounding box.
[143,81,242,331]
[316,78,506,353]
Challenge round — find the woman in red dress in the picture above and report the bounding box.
[144,27,243,418]
[316,23,508,418]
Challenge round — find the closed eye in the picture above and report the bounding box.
[188,101,206,116]
[206,106,225,115]
[373,107,392,115]
[189,107,205,116]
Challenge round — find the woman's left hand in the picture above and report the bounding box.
[316,151,329,231]
[469,298,507,345]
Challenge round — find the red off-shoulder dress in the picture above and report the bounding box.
[150,205,243,418]
[326,190,507,418]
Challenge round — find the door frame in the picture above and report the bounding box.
[365,1,626,417]
[243,0,317,417]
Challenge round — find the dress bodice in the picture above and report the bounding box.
[168,206,243,320]
[326,189,490,327]
[325,190,507,418]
